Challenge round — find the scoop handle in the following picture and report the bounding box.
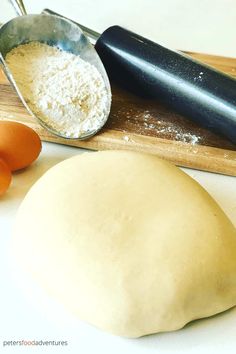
[95,26,236,143]
[8,0,27,16]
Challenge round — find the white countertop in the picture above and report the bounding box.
[0,1,236,353]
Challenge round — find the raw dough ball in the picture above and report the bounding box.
[11,151,236,337]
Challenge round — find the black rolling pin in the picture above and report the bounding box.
[44,9,236,144]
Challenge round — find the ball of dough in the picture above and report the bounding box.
[11,151,236,337]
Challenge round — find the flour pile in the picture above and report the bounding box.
[6,42,110,138]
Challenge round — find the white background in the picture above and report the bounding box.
[2,0,236,57]
[1,1,236,353]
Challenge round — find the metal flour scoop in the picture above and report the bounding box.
[0,0,111,139]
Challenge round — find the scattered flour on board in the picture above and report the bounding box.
[119,109,202,145]
[6,42,110,138]
[123,135,130,142]
[142,111,202,144]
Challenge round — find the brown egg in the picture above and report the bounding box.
[0,158,12,196]
[0,121,42,171]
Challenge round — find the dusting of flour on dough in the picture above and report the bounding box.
[6,42,110,138]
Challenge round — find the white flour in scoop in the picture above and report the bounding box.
[6,42,110,138]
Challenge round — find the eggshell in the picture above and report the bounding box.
[0,121,41,171]
[0,158,12,196]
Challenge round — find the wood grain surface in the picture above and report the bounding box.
[0,51,236,176]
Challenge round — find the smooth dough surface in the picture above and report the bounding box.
[11,151,236,337]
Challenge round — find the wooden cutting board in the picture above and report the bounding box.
[0,51,236,176]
